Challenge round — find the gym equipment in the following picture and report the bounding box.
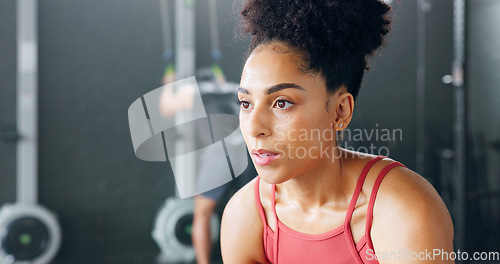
[0,1,61,263]
[152,198,219,263]
[0,204,60,264]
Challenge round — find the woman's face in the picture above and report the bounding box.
[238,43,340,184]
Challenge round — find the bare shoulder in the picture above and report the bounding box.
[369,159,455,262]
[221,177,270,264]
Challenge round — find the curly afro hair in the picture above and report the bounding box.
[239,0,392,100]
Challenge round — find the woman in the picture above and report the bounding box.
[221,0,454,263]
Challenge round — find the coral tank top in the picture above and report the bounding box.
[254,156,406,264]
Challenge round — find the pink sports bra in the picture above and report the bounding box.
[254,156,406,264]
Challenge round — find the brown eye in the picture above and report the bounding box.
[274,99,293,109]
[242,101,250,109]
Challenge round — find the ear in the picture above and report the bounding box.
[333,91,354,131]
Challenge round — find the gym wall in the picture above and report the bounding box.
[1,0,249,263]
[0,0,17,205]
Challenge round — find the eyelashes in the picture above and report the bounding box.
[236,99,294,110]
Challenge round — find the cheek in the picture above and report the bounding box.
[239,115,249,139]
[280,113,334,145]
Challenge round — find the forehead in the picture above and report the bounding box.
[241,45,312,86]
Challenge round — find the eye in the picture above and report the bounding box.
[274,99,293,109]
[237,100,251,110]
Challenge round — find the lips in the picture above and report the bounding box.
[251,149,280,166]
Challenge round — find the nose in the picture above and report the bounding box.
[241,104,272,138]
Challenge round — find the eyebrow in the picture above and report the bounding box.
[238,83,306,95]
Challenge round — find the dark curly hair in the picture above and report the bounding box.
[238,0,392,100]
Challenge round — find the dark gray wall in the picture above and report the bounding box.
[37,0,174,263]
[350,0,419,170]
[351,0,454,186]
[467,0,500,251]
[421,0,455,188]
[2,0,249,263]
[0,0,17,204]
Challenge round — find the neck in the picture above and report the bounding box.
[275,148,352,210]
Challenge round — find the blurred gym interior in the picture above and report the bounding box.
[0,0,498,263]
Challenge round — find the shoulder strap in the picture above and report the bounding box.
[364,161,406,249]
[254,176,269,227]
[344,156,385,227]
[271,184,279,264]
[254,176,280,263]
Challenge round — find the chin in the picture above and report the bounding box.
[257,170,291,185]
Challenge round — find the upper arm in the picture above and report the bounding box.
[221,179,269,264]
[371,167,455,264]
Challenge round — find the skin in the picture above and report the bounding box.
[220,41,455,264]
[192,195,217,264]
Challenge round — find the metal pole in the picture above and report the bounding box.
[16,0,38,204]
[175,0,196,197]
[416,0,427,176]
[453,0,466,255]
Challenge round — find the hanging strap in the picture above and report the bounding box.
[207,0,226,84]
[364,161,406,249]
[159,0,174,61]
[208,0,221,61]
